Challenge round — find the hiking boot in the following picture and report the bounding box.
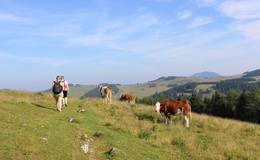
[57,109,62,112]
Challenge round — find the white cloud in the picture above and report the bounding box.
[218,0,260,42]
[68,11,226,65]
[189,17,213,28]
[219,0,260,19]
[235,20,260,41]
[69,13,159,49]
[177,10,192,19]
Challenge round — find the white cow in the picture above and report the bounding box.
[98,84,112,104]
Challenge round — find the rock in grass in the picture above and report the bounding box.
[77,108,86,113]
[81,134,88,141]
[68,117,74,123]
[40,137,48,143]
[68,117,79,123]
[93,130,104,138]
[81,143,89,154]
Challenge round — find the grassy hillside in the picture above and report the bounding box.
[0,90,259,160]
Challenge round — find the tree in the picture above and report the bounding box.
[209,91,226,117]
[246,89,260,123]
[224,91,239,118]
[236,90,250,121]
[190,93,205,113]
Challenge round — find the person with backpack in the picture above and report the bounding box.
[52,76,64,112]
[60,76,69,107]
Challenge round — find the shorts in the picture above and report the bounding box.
[54,92,63,98]
[63,91,68,98]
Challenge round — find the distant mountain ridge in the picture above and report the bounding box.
[150,76,177,82]
[243,69,260,77]
[45,69,260,99]
[191,71,221,78]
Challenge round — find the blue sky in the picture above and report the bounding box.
[1,0,260,91]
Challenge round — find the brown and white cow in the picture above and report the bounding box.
[98,85,112,104]
[155,100,191,128]
[119,93,136,103]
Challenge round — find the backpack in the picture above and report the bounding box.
[52,81,63,94]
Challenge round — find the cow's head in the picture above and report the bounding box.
[98,84,103,89]
[155,102,161,112]
[119,95,124,100]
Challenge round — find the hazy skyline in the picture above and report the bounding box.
[1,0,260,91]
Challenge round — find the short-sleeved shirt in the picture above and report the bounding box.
[62,80,69,91]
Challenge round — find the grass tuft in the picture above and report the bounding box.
[138,129,153,140]
[171,137,186,149]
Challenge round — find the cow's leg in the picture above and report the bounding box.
[103,95,107,104]
[167,114,172,125]
[102,97,105,104]
[184,115,189,128]
[110,93,112,104]
[164,113,168,125]
[166,115,171,125]
[169,116,172,125]
[106,94,109,104]
[108,93,112,104]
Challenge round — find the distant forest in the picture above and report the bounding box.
[214,77,260,93]
[189,90,260,123]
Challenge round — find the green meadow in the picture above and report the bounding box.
[0,90,259,160]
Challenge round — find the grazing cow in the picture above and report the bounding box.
[155,100,191,128]
[98,85,112,104]
[120,93,136,103]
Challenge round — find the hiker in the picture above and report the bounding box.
[52,76,64,112]
[60,76,69,107]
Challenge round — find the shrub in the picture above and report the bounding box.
[134,111,164,123]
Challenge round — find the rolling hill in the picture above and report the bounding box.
[67,76,236,99]
[64,69,260,102]
[191,71,221,78]
[0,90,259,160]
